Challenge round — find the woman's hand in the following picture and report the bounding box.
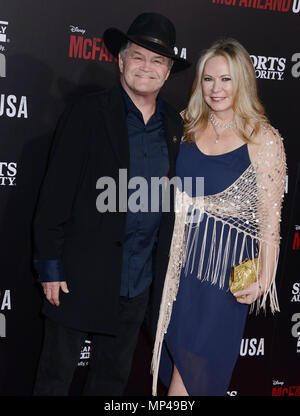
[234,282,263,305]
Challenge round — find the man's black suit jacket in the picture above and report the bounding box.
[34,85,182,337]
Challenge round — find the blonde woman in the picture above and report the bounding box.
[151,38,286,396]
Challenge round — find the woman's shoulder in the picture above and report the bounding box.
[248,122,286,172]
[248,122,284,154]
[250,122,282,144]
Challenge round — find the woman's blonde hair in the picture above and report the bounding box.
[183,38,269,143]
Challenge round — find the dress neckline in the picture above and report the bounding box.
[193,142,247,158]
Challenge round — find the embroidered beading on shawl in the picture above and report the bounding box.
[151,125,287,396]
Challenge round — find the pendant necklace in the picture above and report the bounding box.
[209,112,236,144]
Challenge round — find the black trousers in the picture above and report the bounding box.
[33,289,149,396]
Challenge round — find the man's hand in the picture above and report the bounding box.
[41,281,69,306]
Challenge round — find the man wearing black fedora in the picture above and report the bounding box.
[33,12,190,395]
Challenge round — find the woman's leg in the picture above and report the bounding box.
[168,364,189,396]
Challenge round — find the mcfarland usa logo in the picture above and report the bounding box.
[292,225,300,250]
[68,24,188,63]
[0,20,9,78]
[0,162,17,186]
[240,337,264,356]
[210,0,300,14]
[68,24,117,62]
[0,94,28,119]
[272,380,300,396]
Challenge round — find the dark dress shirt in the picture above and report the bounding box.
[120,88,169,297]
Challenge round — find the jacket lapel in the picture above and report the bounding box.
[163,103,182,176]
[99,86,181,173]
[101,85,130,169]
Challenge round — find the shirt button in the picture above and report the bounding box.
[144,153,147,158]
[115,241,122,247]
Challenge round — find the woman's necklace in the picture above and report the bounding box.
[209,112,236,144]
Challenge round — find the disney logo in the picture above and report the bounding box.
[69,25,86,35]
[272,380,284,386]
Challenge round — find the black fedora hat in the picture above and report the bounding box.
[103,12,191,73]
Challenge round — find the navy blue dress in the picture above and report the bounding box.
[159,141,251,396]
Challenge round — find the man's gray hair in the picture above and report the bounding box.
[119,41,133,61]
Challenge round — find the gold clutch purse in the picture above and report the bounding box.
[229,257,259,295]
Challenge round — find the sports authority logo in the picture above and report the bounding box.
[272,380,300,396]
[68,25,188,63]
[0,290,11,338]
[0,162,17,186]
[0,20,8,43]
[240,337,264,356]
[250,55,286,80]
[0,20,9,78]
[0,52,5,77]
[210,0,300,14]
[291,283,300,302]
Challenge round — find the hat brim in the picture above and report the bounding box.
[103,28,191,73]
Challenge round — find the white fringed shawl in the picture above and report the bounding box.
[151,124,287,396]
